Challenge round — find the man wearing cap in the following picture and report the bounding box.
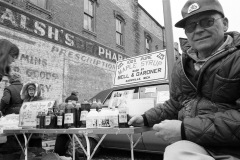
[128,0,240,159]
[0,72,23,115]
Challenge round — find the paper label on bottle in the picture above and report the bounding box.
[109,115,118,127]
[98,117,110,127]
[64,113,73,124]
[119,108,127,123]
[36,118,40,125]
[86,118,98,128]
[45,116,51,125]
[80,111,88,121]
[57,116,63,126]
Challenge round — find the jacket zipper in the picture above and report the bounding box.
[181,55,196,90]
[181,48,228,92]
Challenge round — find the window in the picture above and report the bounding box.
[29,0,47,9]
[145,32,152,53]
[84,0,94,32]
[116,18,123,46]
[146,37,151,53]
[114,11,125,47]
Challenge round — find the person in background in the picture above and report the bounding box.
[128,0,240,159]
[0,72,23,115]
[0,39,20,153]
[65,91,78,103]
[0,39,19,82]
[0,72,23,154]
[20,82,43,149]
[21,82,43,102]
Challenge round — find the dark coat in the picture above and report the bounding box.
[145,31,240,157]
[65,93,78,103]
[0,81,23,114]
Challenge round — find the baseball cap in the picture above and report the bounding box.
[175,0,224,28]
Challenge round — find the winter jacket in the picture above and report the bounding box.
[144,31,240,157]
[65,93,78,103]
[20,82,43,102]
[20,81,43,147]
[0,81,23,115]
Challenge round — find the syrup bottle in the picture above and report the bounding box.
[80,99,90,128]
[36,112,41,129]
[118,99,129,128]
[64,101,75,128]
[40,111,46,129]
[76,101,81,128]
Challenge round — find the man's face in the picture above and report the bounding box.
[185,12,228,56]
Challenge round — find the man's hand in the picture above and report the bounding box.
[153,120,182,144]
[128,115,144,126]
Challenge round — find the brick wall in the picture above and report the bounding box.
[0,0,165,104]
[0,26,64,102]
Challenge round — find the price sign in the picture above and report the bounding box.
[19,100,55,128]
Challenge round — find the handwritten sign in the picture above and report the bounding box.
[114,50,167,87]
[19,100,55,128]
[108,90,134,109]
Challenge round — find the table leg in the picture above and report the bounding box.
[126,133,143,160]
[84,133,90,160]
[130,134,134,160]
[89,134,106,160]
[73,134,75,160]
[73,134,89,159]
[23,133,28,160]
[14,134,25,154]
[13,133,32,160]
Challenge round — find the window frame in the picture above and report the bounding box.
[144,32,152,53]
[84,0,96,32]
[116,17,123,46]
[114,11,126,48]
[28,0,47,9]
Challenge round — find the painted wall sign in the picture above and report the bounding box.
[0,1,129,63]
[19,100,55,128]
[0,1,116,102]
[114,50,167,86]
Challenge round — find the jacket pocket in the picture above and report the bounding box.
[212,74,240,103]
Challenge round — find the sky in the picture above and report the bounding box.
[138,0,240,45]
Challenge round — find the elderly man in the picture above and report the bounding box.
[128,0,240,159]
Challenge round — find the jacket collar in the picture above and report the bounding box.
[186,35,233,71]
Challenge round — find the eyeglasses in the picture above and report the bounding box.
[28,88,35,91]
[185,17,223,33]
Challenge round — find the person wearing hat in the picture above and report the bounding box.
[0,72,23,115]
[20,82,43,102]
[0,39,19,81]
[0,72,23,154]
[20,82,44,150]
[65,91,78,103]
[128,0,240,159]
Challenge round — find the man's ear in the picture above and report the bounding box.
[223,17,229,32]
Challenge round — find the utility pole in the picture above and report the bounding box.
[162,0,175,85]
